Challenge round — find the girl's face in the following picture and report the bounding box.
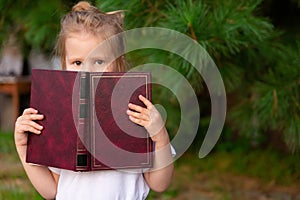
[65,32,117,72]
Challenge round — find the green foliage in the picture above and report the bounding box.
[0,133,43,200]
[0,131,14,153]
[0,189,43,200]
[0,0,68,54]
[185,135,300,186]
[96,0,168,28]
[23,0,66,51]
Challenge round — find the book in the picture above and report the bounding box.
[26,69,153,171]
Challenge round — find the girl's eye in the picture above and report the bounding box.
[74,61,82,66]
[95,60,104,65]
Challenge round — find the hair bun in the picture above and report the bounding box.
[72,1,91,12]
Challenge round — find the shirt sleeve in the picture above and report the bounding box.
[48,167,61,175]
[170,144,176,157]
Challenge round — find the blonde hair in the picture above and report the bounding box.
[56,1,125,71]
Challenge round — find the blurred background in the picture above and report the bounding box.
[0,0,299,199]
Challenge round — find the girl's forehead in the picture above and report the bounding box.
[67,31,102,42]
[65,32,115,59]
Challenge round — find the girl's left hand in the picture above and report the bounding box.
[126,95,165,142]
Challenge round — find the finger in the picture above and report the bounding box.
[128,103,148,114]
[23,114,44,121]
[16,124,42,135]
[18,118,43,131]
[23,124,42,134]
[128,115,147,127]
[138,95,152,108]
[126,109,149,121]
[23,108,38,115]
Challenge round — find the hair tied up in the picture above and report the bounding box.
[72,1,91,12]
[106,10,125,17]
[106,10,126,26]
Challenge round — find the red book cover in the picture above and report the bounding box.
[26,69,153,171]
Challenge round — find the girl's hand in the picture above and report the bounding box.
[127,95,174,192]
[14,108,58,199]
[15,108,44,149]
[126,95,167,144]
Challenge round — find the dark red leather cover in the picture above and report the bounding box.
[26,69,80,171]
[90,73,153,170]
[26,69,153,171]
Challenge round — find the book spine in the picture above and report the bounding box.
[76,72,90,171]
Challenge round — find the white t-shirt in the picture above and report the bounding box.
[49,168,150,200]
[49,145,176,200]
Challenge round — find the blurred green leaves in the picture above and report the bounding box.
[0,0,66,53]
[0,0,299,152]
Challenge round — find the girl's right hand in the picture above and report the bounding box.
[14,108,44,150]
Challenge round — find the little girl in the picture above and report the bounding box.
[14,1,174,200]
